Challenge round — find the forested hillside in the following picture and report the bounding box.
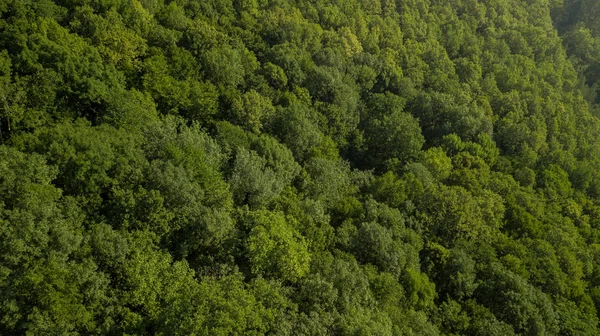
[2,0,600,334]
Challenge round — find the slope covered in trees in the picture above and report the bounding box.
[2,0,600,334]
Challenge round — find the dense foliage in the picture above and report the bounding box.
[1,0,600,334]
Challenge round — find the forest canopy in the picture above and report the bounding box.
[2,0,600,334]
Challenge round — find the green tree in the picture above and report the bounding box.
[244,210,311,282]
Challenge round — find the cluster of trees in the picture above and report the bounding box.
[552,0,600,116]
[2,0,600,334]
